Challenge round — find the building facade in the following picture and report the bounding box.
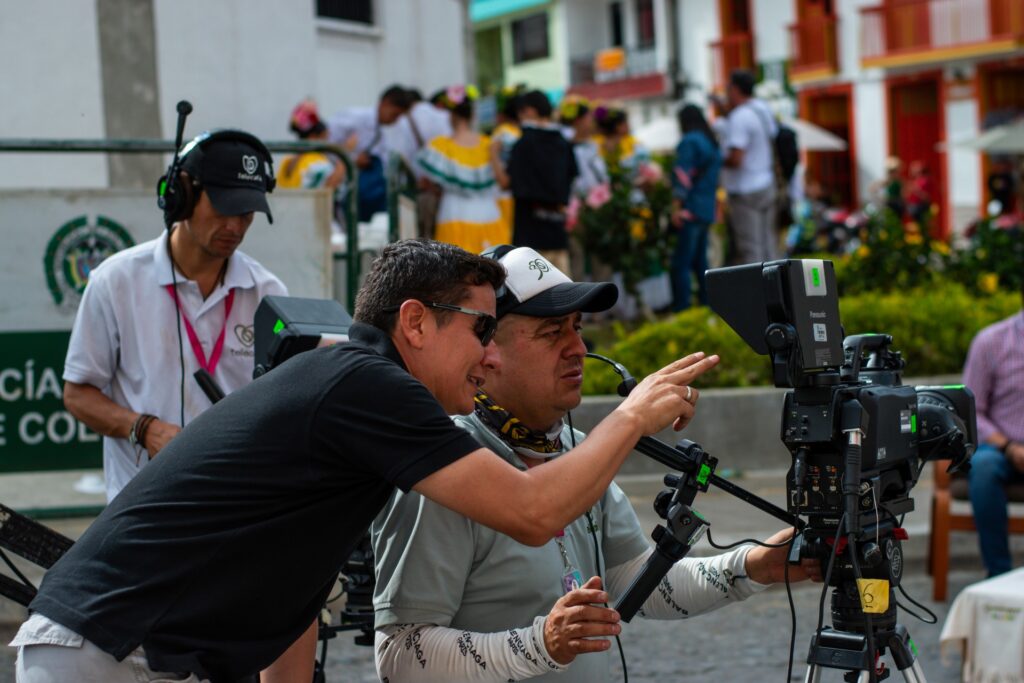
[474,0,1024,236]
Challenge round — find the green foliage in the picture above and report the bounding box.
[838,208,946,295]
[583,283,1020,394]
[571,157,674,299]
[944,217,1024,295]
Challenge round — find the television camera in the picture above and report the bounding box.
[605,259,975,683]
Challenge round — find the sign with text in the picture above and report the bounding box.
[0,331,101,471]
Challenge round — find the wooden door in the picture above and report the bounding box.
[889,77,944,237]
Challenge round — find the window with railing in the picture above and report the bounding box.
[861,0,1024,62]
[637,0,656,49]
[788,15,839,76]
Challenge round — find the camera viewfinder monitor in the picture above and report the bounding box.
[707,259,844,384]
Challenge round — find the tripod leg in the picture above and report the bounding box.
[888,625,927,683]
[804,663,822,683]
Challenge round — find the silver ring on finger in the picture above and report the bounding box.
[684,385,692,402]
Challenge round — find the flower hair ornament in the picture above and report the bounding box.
[443,84,480,109]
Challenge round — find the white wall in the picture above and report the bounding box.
[0,3,108,188]
[751,0,794,64]
[853,77,888,203]
[678,0,720,99]
[563,0,610,61]
[1,0,466,189]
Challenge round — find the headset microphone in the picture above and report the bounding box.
[157,100,193,213]
[584,352,637,397]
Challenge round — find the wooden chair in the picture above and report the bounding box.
[927,458,1024,600]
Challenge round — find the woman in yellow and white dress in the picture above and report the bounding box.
[489,84,525,238]
[418,85,508,254]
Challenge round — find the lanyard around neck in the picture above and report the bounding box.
[165,285,236,375]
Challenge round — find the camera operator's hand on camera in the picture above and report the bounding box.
[144,419,181,458]
[616,352,719,435]
[543,576,621,665]
[745,528,823,584]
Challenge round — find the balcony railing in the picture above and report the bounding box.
[569,46,659,86]
[788,15,840,80]
[861,0,1024,65]
[709,33,754,91]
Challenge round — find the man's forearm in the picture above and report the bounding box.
[375,620,564,682]
[63,381,138,440]
[605,546,764,621]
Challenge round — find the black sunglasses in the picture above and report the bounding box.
[384,300,498,346]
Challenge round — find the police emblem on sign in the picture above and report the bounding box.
[44,215,134,309]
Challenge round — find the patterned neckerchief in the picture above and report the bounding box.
[473,390,563,455]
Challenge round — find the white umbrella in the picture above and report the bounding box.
[956,120,1024,153]
[783,118,848,152]
[633,116,679,153]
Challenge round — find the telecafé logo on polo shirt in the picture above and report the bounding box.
[234,324,255,347]
[528,259,549,280]
[242,155,259,175]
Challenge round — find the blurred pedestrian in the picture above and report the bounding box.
[489,84,526,240]
[670,104,722,311]
[507,90,579,273]
[328,85,413,222]
[278,100,346,192]
[722,69,778,264]
[417,84,506,254]
[905,159,933,228]
[386,87,453,238]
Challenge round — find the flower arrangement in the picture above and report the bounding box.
[571,157,673,299]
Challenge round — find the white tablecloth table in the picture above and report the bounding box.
[940,567,1024,682]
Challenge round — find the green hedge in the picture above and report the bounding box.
[583,283,1020,394]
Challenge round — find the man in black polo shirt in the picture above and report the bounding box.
[14,240,718,683]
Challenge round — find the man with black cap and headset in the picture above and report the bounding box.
[370,245,822,682]
[59,129,286,502]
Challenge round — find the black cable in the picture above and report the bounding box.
[706,528,790,549]
[896,584,937,624]
[567,412,627,683]
[167,229,186,428]
[784,531,798,683]
[0,547,35,589]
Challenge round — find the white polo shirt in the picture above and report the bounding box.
[63,232,287,500]
[721,98,777,195]
[327,106,386,158]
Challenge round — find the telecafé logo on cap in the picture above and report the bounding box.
[242,155,259,175]
[528,259,550,280]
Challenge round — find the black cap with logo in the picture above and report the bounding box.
[180,134,275,223]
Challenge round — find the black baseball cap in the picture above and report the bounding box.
[483,245,618,319]
[179,132,274,223]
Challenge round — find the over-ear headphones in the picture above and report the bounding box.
[156,101,276,227]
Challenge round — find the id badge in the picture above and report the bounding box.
[561,566,584,594]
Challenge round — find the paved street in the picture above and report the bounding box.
[0,468,1016,681]
[319,570,973,683]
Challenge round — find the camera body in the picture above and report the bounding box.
[708,259,975,530]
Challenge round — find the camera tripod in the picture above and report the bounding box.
[804,621,926,683]
[796,520,928,683]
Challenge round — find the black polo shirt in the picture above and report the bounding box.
[30,323,480,682]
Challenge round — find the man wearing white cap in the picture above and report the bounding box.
[371,246,820,682]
